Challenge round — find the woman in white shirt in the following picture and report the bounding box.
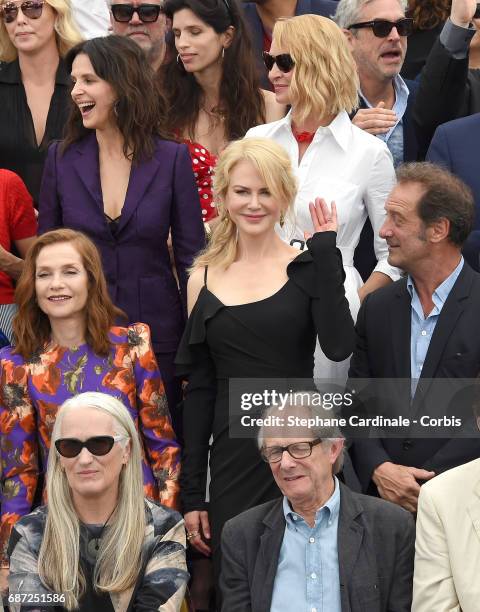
[246,14,399,381]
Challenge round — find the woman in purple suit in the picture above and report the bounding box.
[38,35,206,435]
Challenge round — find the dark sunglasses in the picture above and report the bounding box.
[55,435,127,458]
[0,0,44,23]
[347,18,413,37]
[110,3,163,23]
[262,51,295,73]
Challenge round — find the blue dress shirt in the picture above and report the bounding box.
[270,477,341,612]
[359,75,409,168]
[407,257,464,395]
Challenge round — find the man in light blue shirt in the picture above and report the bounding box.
[335,0,419,167]
[220,396,415,612]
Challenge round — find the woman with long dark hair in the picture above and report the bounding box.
[160,0,284,225]
[38,35,205,434]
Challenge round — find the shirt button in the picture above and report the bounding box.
[311,572,317,579]
[309,537,315,543]
[421,330,427,336]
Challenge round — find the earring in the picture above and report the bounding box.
[114,101,119,118]
[280,211,285,228]
[177,53,182,65]
[221,47,225,59]
[223,209,230,222]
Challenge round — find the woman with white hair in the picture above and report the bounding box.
[0,0,82,204]
[246,14,399,382]
[7,392,189,612]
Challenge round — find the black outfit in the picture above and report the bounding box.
[401,23,444,80]
[175,232,355,580]
[0,59,71,205]
[348,263,480,494]
[413,23,480,158]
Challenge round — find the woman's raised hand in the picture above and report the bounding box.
[304,198,338,241]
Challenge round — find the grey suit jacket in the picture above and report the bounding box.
[220,483,414,612]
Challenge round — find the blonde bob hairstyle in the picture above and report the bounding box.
[38,392,146,611]
[0,0,82,62]
[273,14,359,122]
[192,137,297,271]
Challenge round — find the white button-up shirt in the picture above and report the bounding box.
[71,0,111,39]
[246,110,399,282]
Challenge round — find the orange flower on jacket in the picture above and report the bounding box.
[102,367,135,406]
[28,345,66,395]
[0,360,34,423]
[37,400,59,448]
[19,471,37,505]
[127,324,158,372]
[20,440,37,471]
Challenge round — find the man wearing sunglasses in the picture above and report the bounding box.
[70,0,111,38]
[241,0,338,89]
[220,396,415,612]
[108,0,167,71]
[336,0,419,168]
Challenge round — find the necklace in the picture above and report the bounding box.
[85,506,116,557]
[291,125,316,144]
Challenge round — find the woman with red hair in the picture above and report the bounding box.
[0,228,180,572]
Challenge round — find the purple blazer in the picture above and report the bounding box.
[38,133,205,354]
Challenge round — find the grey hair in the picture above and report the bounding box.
[334,0,408,29]
[256,391,346,474]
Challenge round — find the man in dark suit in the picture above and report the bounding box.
[349,162,480,513]
[427,113,480,271]
[241,0,338,88]
[220,397,415,612]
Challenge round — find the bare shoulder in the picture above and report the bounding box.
[261,89,287,122]
[187,268,206,314]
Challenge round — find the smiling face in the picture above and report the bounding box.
[110,0,166,62]
[1,0,57,55]
[379,181,430,271]
[35,241,89,326]
[172,7,232,74]
[224,159,284,237]
[265,435,340,510]
[345,0,407,83]
[71,53,117,131]
[58,406,130,502]
[267,38,293,106]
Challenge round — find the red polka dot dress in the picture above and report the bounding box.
[184,140,219,223]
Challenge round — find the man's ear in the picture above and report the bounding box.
[426,218,450,244]
[342,27,355,49]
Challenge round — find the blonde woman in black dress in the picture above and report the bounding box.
[176,137,355,585]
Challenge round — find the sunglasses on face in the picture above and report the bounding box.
[110,3,162,23]
[0,0,44,23]
[55,435,128,458]
[262,51,295,73]
[347,18,413,37]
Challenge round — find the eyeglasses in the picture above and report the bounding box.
[55,435,128,458]
[262,51,295,73]
[0,1,44,24]
[261,439,322,463]
[347,18,413,37]
[110,3,163,23]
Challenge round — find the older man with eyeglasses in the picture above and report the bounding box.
[108,0,167,70]
[220,394,415,612]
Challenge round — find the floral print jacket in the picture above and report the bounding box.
[0,323,180,564]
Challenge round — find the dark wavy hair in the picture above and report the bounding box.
[407,0,451,30]
[160,0,266,141]
[13,229,126,359]
[62,35,169,161]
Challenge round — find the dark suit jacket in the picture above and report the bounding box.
[241,0,338,89]
[353,79,419,281]
[220,483,415,612]
[38,133,205,354]
[348,263,480,492]
[413,36,480,158]
[427,113,480,271]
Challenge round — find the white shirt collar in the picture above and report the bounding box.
[277,109,352,153]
